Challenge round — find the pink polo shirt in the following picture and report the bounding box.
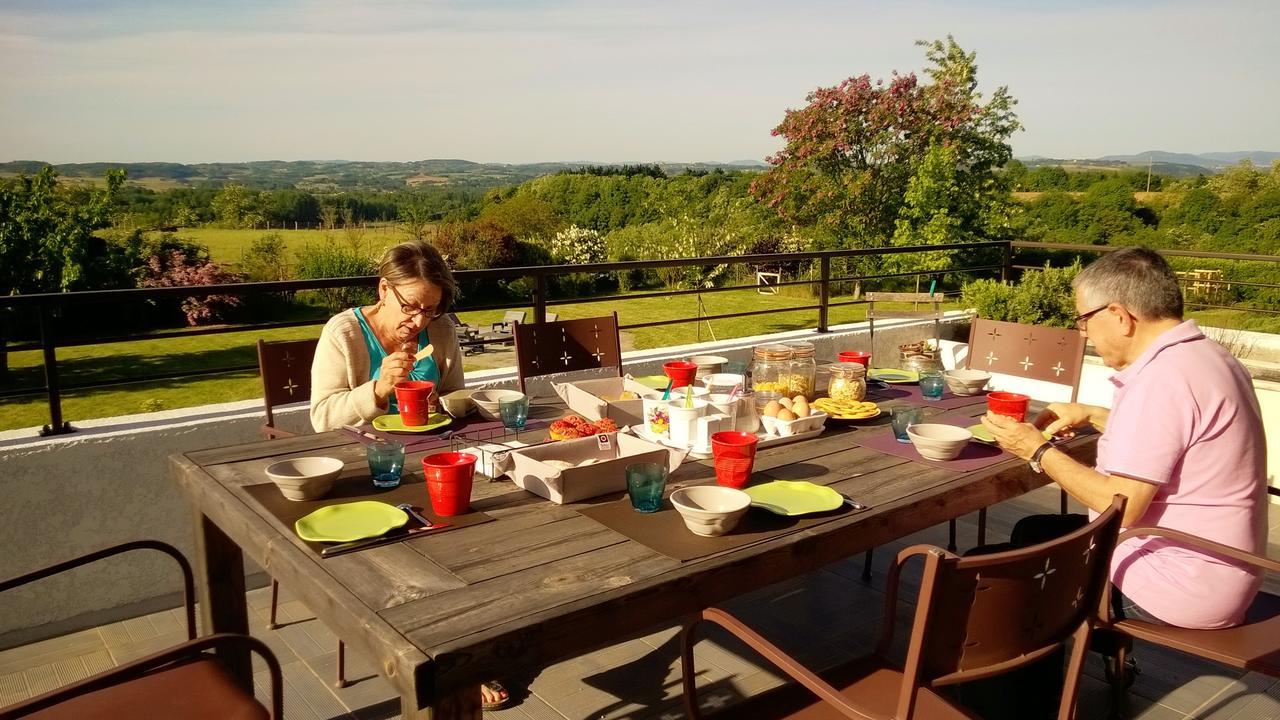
[1095,320,1267,629]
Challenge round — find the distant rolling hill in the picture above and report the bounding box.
[0,158,766,191]
[1019,150,1278,177]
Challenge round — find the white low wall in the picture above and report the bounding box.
[0,314,969,648]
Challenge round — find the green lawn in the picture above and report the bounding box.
[169,226,408,265]
[0,288,959,431]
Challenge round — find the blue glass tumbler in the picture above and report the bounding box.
[499,395,530,430]
[626,462,667,513]
[367,440,405,489]
[920,370,945,401]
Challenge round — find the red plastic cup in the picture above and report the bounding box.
[422,452,476,516]
[394,380,435,426]
[663,361,698,389]
[838,351,872,367]
[710,431,759,489]
[987,391,1031,422]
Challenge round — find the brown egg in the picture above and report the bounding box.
[793,394,807,405]
[763,400,783,418]
[792,401,811,418]
[778,397,793,410]
[777,408,797,421]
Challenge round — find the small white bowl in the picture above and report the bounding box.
[440,388,476,418]
[700,372,746,392]
[907,424,974,461]
[688,355,729,377]
[471,389,525,421]
[760,411,828,437]
[265,456,344,501]
[670,486,752,536]
[943,369,992,396]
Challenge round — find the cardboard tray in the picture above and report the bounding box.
[494,432,686,504]
[552,376,662,428]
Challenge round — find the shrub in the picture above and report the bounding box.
[434,219,521,270]
[239,233,291,282]
[137,235,246,326]
[294,237,376,313]
[961,261,1081,328]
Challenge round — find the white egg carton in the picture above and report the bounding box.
[759,411,828,437]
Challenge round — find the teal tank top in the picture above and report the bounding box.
[353,308,439,413]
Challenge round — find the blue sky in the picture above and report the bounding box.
[1,0,1276,164]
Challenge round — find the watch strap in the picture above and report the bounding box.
[1029,441,1054,472]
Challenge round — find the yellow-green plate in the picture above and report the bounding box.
[745,481,843,516]
[868,368,920,384]
[372,413,451,434]
[968,424,995,443]
[295,501,408,543]
[633,374,671,391]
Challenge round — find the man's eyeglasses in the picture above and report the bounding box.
[387,283,440,320]
[1073,304,1109,331]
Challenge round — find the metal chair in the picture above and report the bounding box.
[0,541,283,719]
[256,338,347,687]
[681,496,1126,720]
[513,312,623,394]
[1099,527,1280,715]
[965,318,1087,546]
[865,291,943,362]
[255,338,318,439]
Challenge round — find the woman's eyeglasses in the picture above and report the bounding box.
[387,284,440,320]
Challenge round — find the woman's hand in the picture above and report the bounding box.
[980,412,1049,461]
[374,349,417,402]
[1033,402,1097,439]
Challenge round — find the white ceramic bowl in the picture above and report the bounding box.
[760,411,828,437]
[440,388,476,418]
[943,369,992,396]
[688,355,729,377]
[907,424,974,461]
[471,389,525,421]
[701,372,746,392]
[265,456,344,501]
[670,486,752,536]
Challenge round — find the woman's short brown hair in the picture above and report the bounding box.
[377,240,457,315]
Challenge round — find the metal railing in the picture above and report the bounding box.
[0,241,1007,435]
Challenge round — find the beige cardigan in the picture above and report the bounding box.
[309,309,465,432]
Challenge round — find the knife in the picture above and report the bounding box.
[840,493,867,510]
[319,520,448,557]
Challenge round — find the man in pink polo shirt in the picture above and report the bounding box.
[983,247,1267,629]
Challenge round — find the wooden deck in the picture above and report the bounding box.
[3,488,1278,719]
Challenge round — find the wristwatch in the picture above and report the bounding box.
[1029,442,1055,474]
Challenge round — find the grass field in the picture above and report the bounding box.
[0,289,961,431]
[169,226,410,265]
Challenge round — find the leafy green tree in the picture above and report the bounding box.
[239,233,291,282]
[0,166,126,295]
[478,194,565,241]
[749,36,1020,257]
[210,183,264,228]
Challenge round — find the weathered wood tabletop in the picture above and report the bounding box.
[169,397,1096,719]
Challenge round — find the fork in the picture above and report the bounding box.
[396,503,436,529]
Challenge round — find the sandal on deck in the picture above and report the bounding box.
[481,681,512,711]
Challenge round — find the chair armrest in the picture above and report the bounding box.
[492,321,509,332]
[0,540,196,641]
[683,608,885,720]
[877,545,952,656]
[1118,527,1280,574]
[4,633,283,719]
[261,424,297,440]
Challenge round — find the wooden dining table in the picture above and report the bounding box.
[169,393,1097,719]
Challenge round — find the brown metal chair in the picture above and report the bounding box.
[0,540,283,719]
[1099,527,1280,713]
[513,312,623,394]
[683,496,1127,720]
[966,318,1087,546]
[255,338,347,687]
[255,338,318,439]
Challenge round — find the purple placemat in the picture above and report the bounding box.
[850,425,1010,472]
[866,383,989,410]
[341,416,526,454]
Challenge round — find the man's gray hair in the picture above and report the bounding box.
[1073,247,1183,320]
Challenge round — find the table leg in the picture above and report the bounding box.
[400,685,482,719]
[194,511,252,692]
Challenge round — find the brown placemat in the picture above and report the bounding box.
[245,475,494,557]
[577,490,858,562]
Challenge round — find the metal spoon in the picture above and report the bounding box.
[396,503,435,529]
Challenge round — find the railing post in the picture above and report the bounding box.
[1001,241,1013,283]
[37,305,72,436]
[533,272,547,324]
[817,256,830,333]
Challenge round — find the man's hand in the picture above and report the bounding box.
[981,411,1049,461]
[1033,402,1100,438]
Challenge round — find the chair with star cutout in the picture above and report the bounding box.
[681,496,1125,720]
[513,312,623,394]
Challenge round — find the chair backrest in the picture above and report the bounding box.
[966,318,1086,402]
[513,313,623,393]
[257,338,318,435]
[892,496,1125,718]
[866,292,943,360]
[502,310,526,325]
[545,312,559,322]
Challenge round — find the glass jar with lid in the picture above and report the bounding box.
[826,362,867,402]
[783,341,817,400]
[749,344,794,402]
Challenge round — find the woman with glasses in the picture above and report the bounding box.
[309,240,466,433]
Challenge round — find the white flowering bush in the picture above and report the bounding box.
[550,225,606,265]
